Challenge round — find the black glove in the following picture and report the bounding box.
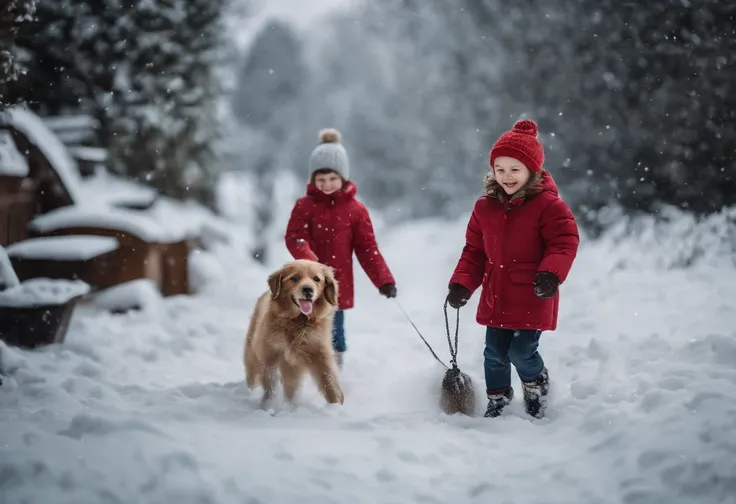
[533,272,559,299]
[446,283,471,309]
[379,284,397,298]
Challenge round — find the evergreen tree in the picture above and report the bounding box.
[9,0,234,204]
[0,0,36,110]
[230,20,306,262]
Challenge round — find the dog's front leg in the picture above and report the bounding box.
[309,354,344,405]
[260,363,279,409]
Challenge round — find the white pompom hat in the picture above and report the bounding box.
[308,128,350,181]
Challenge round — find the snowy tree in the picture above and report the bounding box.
[323,0,736,219]
[486,0,736,216]
[225,0,734,223]
[115,0,235,204]
[9,0,236,204]
[230,20,306,262]
[0,0,35,110]
[261,2,495,219]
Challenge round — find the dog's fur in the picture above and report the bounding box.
[244,259,344,408]
[439,366,477,416]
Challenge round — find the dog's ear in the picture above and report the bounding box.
[267,269,284,300]
[322,266,339,306]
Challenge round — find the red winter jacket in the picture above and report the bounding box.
[285,181,395,310]
[449,171,579,331]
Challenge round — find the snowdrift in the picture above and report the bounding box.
[1,203,734,504]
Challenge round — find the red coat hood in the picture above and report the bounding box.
[537,171,559,196]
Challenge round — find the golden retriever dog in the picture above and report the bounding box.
[244,259,344,408]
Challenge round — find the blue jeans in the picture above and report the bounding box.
[483,327,544,393]
[332,310,346,353]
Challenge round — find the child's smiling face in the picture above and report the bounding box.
[492,156,531,195]
[314,170,344,195]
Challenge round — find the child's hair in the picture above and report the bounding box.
[484,170,544,203]
[310,168,345,186]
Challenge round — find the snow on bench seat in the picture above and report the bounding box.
[77,170,157,209]
[5,236,119,261]
[0,278,90,308]
[67,146,108,163]
[3,106,82,203]
[146,195,212,242]
[28,204,187,243]
[42,115,99,132]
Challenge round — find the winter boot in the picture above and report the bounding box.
[335,351,344,370]
[522,367,550,419]
[484,386,514,418]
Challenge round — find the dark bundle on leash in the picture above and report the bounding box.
[395,300,477,417]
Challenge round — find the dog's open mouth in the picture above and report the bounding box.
[293,297,314,315]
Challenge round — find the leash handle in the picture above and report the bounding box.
[393,300,449,369]
[443,298,460,368]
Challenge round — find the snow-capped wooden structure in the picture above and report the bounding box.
[43,115,115,179]
[0,246,89,349]
[6,235,121,291]
[22,204,195,297]
[0,106,201,300]
[68,145,109,178]
[1,107,81,214]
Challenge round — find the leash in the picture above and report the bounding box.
[443,298,460,370]
[393,299,462,370]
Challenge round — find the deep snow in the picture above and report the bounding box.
[1,209,736,504]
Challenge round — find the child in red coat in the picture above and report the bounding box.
[446,119,579,419]
[285,128,397,368]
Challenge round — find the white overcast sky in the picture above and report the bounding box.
[261,0,357,25]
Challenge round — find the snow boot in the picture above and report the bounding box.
[522,367,550,419]
[484,386,514,418]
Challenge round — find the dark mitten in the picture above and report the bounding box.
[533,271,559,299]
[446,283,471,309]
[379,284,397,298]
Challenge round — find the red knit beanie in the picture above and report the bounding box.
[489,119,544,173]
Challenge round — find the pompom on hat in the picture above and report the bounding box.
[308,128,350,180]
[489,119,545,173]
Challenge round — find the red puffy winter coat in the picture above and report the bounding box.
[449,171,579,331]
[285,181,395,310]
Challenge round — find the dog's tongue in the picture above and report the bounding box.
[299,299,313,314]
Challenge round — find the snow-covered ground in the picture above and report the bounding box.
[1,206,736,504]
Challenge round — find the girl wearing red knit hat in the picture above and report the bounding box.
[446,119,580,419]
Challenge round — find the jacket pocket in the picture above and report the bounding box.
[502,263,544,316]
[508,263,536,285]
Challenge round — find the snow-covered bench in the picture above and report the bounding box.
[6,235,121,290]
[67,145,108,178]
[0,246,89,349]
[1,106,206,300]
[26,204,195,297]
[77,168,158,211]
